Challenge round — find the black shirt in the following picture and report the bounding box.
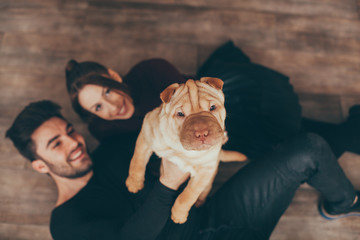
[50,136,202,240]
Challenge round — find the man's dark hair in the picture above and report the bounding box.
[5,100,65,162]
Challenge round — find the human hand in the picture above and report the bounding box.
[159,158,190,190]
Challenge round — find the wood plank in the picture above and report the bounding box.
[0,32,198,74]
[0,198,53,225]
[0,223,51,240]
[0,139,27,169]
[271,189,360,240]
[88,0,359,19]
[298,93,343,123]
[0,168,57,202]
[0,0,86,9]
[0,7,86,34]
[276,14,360,40]
[0,32,3,47]
[339,152,360,190]
[276,31,360,58]
[83,6,277,49]
[244,48,360,95]
[0,169,56,227]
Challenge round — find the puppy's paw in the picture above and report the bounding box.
[125,176,144,193]
[171,206,188,224]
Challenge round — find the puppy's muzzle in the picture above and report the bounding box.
[180,112,224,151]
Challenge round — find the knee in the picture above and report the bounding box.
[274,133,333,175]
[305,132,330,151]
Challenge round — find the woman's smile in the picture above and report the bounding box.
[115,99,127,117]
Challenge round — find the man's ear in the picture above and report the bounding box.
[108,68,123,83]
[31,159,50,174]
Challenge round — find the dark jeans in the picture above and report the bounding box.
[198,133,356,240]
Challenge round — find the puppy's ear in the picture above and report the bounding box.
[200,77,224,90]
[160,83,180,103]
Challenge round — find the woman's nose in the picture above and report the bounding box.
[106,102,117,112]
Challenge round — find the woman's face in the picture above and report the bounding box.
[78,84,135,120]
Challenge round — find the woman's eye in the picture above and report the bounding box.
[95,104,102,112]
[67,129,75,135]
[210,105,216,111]
[105,88,111,96]
[177,112,185,117]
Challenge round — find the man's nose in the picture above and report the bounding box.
[65,135,79,148]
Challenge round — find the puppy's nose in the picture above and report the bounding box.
[195,129,209,140]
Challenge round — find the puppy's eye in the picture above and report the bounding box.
[177,112,185,117]
[210,105,216,111]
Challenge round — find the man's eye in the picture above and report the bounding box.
[95,104,102,112]
[177,112,185,117]
[53,141,61,149]
[210,105,216,111]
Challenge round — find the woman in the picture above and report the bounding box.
[66,58,187,142]
[66,41,303,159]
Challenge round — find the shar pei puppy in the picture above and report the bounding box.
[126,77,247,224]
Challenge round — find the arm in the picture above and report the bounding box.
[51,160,189,240]
[121,159,190,239]
[51,182,177,240]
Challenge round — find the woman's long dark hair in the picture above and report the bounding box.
[65,59,130,122]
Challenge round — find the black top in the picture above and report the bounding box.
[49,136,202,240]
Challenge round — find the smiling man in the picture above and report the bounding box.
[6,100,360,240]
[5,100,190,240]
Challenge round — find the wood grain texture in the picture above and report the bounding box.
[1,0,360,239]
[298,93,343,123]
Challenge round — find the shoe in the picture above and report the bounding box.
[318,192,360,220]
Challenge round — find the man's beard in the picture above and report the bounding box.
[44,152,93,179]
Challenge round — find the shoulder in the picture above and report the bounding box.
[125,58,179,78]
[132,58,174,70]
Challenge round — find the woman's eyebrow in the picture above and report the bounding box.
[66,123,73,131]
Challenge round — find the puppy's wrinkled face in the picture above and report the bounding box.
[160,78,226,151]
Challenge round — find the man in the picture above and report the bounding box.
[6,100,360,240]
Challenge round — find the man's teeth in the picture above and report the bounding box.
[71,150,82,160]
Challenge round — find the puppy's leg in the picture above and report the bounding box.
[126,129,153,193]
[171,168,216,224]
[219,149,247,162]
[195,168,218,207]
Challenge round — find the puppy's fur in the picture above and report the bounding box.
[126,77,247,224]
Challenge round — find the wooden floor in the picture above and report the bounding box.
[1,0,360,239]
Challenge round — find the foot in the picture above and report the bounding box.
[318,192,360,220]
